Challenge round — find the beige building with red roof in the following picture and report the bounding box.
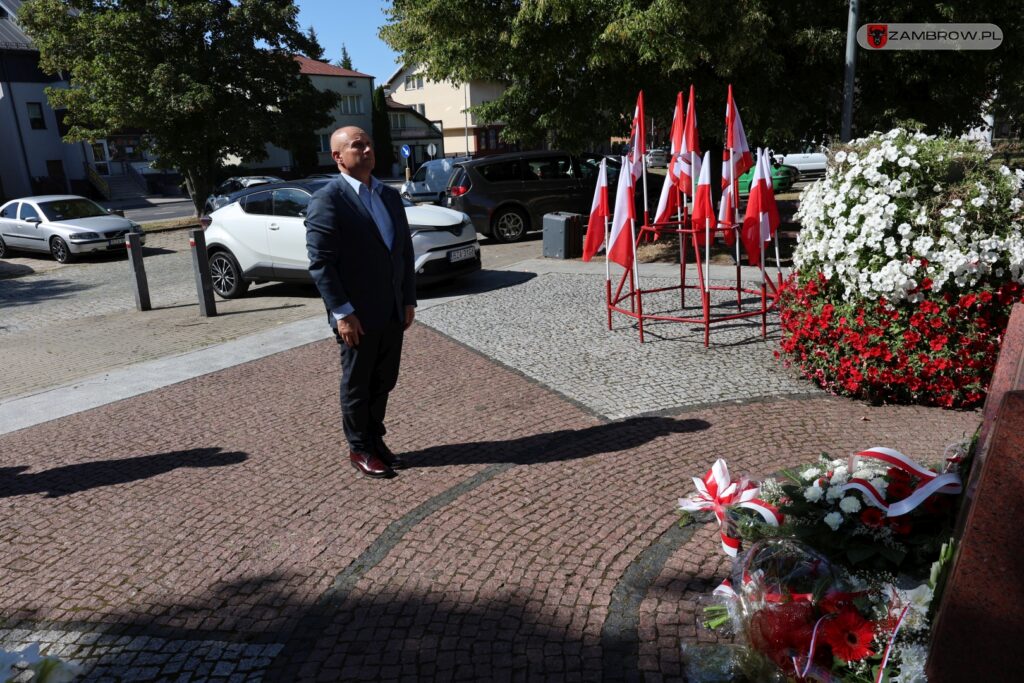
[237,56,375,173]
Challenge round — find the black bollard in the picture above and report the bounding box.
[189,228,217,317]
[125,232,151,311]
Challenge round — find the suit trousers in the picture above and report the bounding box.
[338,321,405,454]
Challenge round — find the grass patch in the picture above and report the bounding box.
[142,215,201,232]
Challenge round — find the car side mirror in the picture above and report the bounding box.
[25,216,41,224]
[107,208,125,217]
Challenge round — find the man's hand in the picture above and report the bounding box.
[337,313,365,347]
[404,305,416,330]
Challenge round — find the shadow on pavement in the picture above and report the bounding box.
[419,269,537,299]
[0,447,247,498]
[10,571,663,680]
[402,416,710,468]
[0,278,92,308]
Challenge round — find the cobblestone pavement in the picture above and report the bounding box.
[0,313,979,682]
[418,272,813,418]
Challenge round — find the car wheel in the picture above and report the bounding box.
[50,236,72,263]
[209,250,250,299]
[0,235,7,259]
[492,208,528,243]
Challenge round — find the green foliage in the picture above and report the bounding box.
[19,0,338,214]
[338,43,354,70]
[380,0,1023,152]
[372,86,395,177]
[305,26,325,61]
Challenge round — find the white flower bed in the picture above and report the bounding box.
[794,128,1024,302]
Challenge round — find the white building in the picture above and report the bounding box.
[0,0,92,202]
[385,64,512,158]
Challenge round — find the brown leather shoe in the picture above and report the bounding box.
[349,450,395,479]
[376,441,408,470]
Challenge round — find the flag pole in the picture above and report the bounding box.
[642,155,650,230]
[730,146,742,310]
[604,212,612,329]
[677,190,685,308]
[629,214,645,343]
[760,226,768,338]
[704,213,711,347]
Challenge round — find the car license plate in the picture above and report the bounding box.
[108,239,122,248]
[448,246,475,263]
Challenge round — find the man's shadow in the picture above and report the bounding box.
[0,447,247,498]
[402,416,711,468]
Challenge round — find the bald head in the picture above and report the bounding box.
[331,126,375,183]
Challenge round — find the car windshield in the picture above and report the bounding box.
[37,198,107,221]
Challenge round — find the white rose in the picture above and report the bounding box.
[824,512,843,530]
[804,485,824,503]
[839,496,862,513]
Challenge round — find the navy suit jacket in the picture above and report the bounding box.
[305,175,416,332]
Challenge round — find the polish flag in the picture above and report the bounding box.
[582,158,609,261]
[607,157,636,269]
[718,85,750,247]
[741,149,781,265]
[628,91,646,182]
[723,85,753,180]
[673,85,701,195]
[690,151,716,246]
[666,92,684,189]
[653,167,679,226]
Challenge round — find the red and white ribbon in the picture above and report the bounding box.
[679,459,783,556]
[840,447,962,517]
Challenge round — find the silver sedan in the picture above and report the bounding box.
[0,195,145,263]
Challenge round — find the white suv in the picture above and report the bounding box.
[201,179,481,298]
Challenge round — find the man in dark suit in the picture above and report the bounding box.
[305,126,416,479]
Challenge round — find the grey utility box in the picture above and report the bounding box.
[542,212,584,259]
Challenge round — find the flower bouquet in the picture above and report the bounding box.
[678,445,968,682]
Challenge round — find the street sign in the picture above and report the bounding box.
[400,144,411,158]
[427,143,437,158]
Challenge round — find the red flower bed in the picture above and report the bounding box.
[776,272,1024,408]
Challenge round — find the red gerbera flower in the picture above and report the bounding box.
[860,507,885,528]
[821,609,876,662]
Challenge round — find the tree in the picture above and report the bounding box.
[372,86,395,177]
[380,0,1024,152]
[19,0,339,215]
[338,43,354,70]
[305,26,325,61]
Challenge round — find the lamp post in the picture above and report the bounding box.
[841,0,860,142]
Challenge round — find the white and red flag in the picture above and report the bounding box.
[672,85,701,195]
[718,86,752,247]
[607,158,636,269]
[741,148,781,265]
[666,91,684,189]
[724,85,753,179]
[582,158,609,261]
[690,151,716,246]
[654,165,679,226]
[627,91,646,182]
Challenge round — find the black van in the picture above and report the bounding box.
[447,151,633,243]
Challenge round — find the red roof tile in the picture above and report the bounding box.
[294,55,372,79]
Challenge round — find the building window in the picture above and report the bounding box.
[404,74,424,90]
[415,103,426,116]
[318,134,331,153]
[338,95,363,115]
[389,113,407,130]
[27,102,46,130]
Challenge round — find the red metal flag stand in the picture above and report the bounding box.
[605,213,783,347]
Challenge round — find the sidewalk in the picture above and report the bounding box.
[0,257,979,681]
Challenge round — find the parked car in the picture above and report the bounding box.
[737,162,799,195]
[200,179,480,298]
[0,195,145,263]
[772,144,828,178]
[446,151,657,243]
[645,148,669,168]
[401,157,470,204]
[203,175,284,214]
